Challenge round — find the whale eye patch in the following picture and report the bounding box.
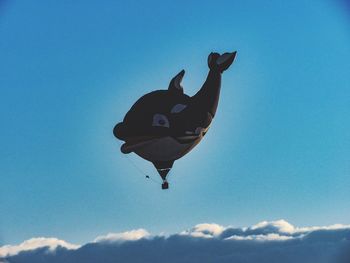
[171,104,187,113]
[152,114,170,128]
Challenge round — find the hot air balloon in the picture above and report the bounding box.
[113,51,236,189]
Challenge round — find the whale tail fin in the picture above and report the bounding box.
[208,51,237,73]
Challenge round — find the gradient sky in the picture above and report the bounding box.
[1,0,350,245]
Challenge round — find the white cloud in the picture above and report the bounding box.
[296,223,350,233]
[0,237,80,258]
[1,220,350,263]
[226,233,294,241]
[93,229,150,243]
[0,229,151,258]
[181,223,225,238]
[250,219,295,233]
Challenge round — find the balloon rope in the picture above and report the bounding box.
[165,168,173,182]
[123,154,162,185]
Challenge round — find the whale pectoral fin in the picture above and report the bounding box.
[208,52,237,73]
[168,69,185,93]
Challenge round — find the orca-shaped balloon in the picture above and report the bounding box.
[113,51,236,189]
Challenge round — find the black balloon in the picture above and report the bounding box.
[113,52,237,189]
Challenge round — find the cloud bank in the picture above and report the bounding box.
[1,220,349,263]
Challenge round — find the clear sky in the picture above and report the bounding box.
[1,0,349,245]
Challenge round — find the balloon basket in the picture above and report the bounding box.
[162,181,169,190]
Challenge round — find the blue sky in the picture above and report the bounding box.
[1,0,350,246]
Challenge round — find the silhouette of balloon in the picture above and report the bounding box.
[113,51,237,189]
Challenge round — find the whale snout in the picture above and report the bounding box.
[114,121,202,156]
[114,124,158,153]
[120,136,160,154]
[113,122,127,140]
